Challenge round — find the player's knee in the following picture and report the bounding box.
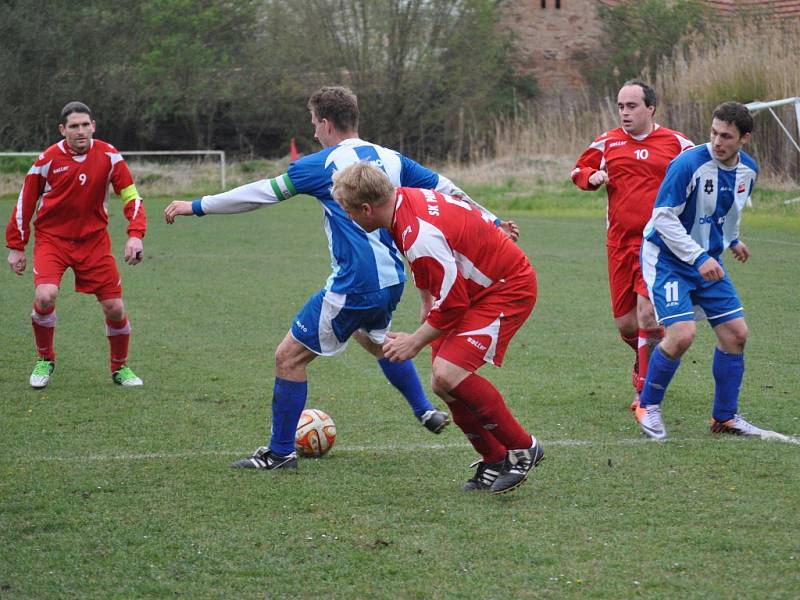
[637,302,658,329]
[274,340,306,375]
[662,322,695,358]
[34,284,59,310]
[430,364,458,396]
[615,315,637,339]
[720,321,748,351]
[101,300,126,321]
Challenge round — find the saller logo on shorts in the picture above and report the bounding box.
[467,337,487,351]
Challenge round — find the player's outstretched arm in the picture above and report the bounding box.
[7,249,26,275]
[164,200,194,224]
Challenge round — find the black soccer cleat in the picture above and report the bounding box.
[462,459,505,491]
[420,409,450,434]
[230,446,298,470]
[490,439,545,495]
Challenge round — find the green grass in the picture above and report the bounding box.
[1,193,799,599]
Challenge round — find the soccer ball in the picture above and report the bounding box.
[295,409,337,457]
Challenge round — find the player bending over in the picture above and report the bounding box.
[332,162,543,495]
[165,86,517,470]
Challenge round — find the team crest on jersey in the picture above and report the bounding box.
[737,182,746,193]
[704,179,714,194]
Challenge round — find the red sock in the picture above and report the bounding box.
[450,374,532,451]
[637,327,664,392]
[31,304,57,361]
[446,398,507,463]
[106,318,131,372]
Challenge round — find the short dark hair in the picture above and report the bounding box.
[60,101,93,124]
[712,101,753,135]
[307,86,359,132]
[623,79,657,110]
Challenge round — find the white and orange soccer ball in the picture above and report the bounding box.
[295,409,337,457]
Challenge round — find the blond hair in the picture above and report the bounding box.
[331,162,395,210]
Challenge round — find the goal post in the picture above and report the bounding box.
[745,97,800,154]
[0,149,227,189]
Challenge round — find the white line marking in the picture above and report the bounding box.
[30,433,799,463]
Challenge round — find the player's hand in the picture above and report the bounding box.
[588,170,609,187]
[499,220,520,241]
[124,237,144,265]
[383,331,421,362]
[7,249,26,275]
[730,242,750,263]
[164,200,194,224]
[698,257,724,281]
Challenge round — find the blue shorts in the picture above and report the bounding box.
[641,241,744,327]
[291,283,404,356]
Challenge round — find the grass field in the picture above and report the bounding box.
[1,187,799,599]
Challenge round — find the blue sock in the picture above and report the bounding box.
[712,348,744,422]
[378,358,434,418]
[268,377,307,455]
[639,346,681,407]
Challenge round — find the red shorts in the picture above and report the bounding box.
[33,230,122,300]
[607,244,648,318]
[430,271,536,372]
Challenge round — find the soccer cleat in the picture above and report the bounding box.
[490,439,545,495]
[420,409,450,434]
[462,459,505,491]
[112,365,143,386]
[710,414,778,438]
[637,404,667,440]
[30,358,55,389]
[230,446,298,470]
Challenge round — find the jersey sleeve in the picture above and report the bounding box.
[5,157,47,250]
[649,157,707,265]
[199,175,290,214]
[109,153,147,239]
[571,136,606,190]
[398,155,440,189]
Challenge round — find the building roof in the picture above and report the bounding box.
[600,0,800,18]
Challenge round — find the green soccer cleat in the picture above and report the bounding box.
[30,358,55,389]
[112,365,143,387]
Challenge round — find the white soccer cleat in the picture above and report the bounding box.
[637,404,667,440]
[711,414,779,439]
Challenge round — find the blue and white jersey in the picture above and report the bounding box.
[199,138,469,294]
[643,143,757,266]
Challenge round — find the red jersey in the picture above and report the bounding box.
[571,125,692,248]
[6,139,146,250]
[391,187,534,331]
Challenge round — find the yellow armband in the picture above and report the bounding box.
[120,184,141,205]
